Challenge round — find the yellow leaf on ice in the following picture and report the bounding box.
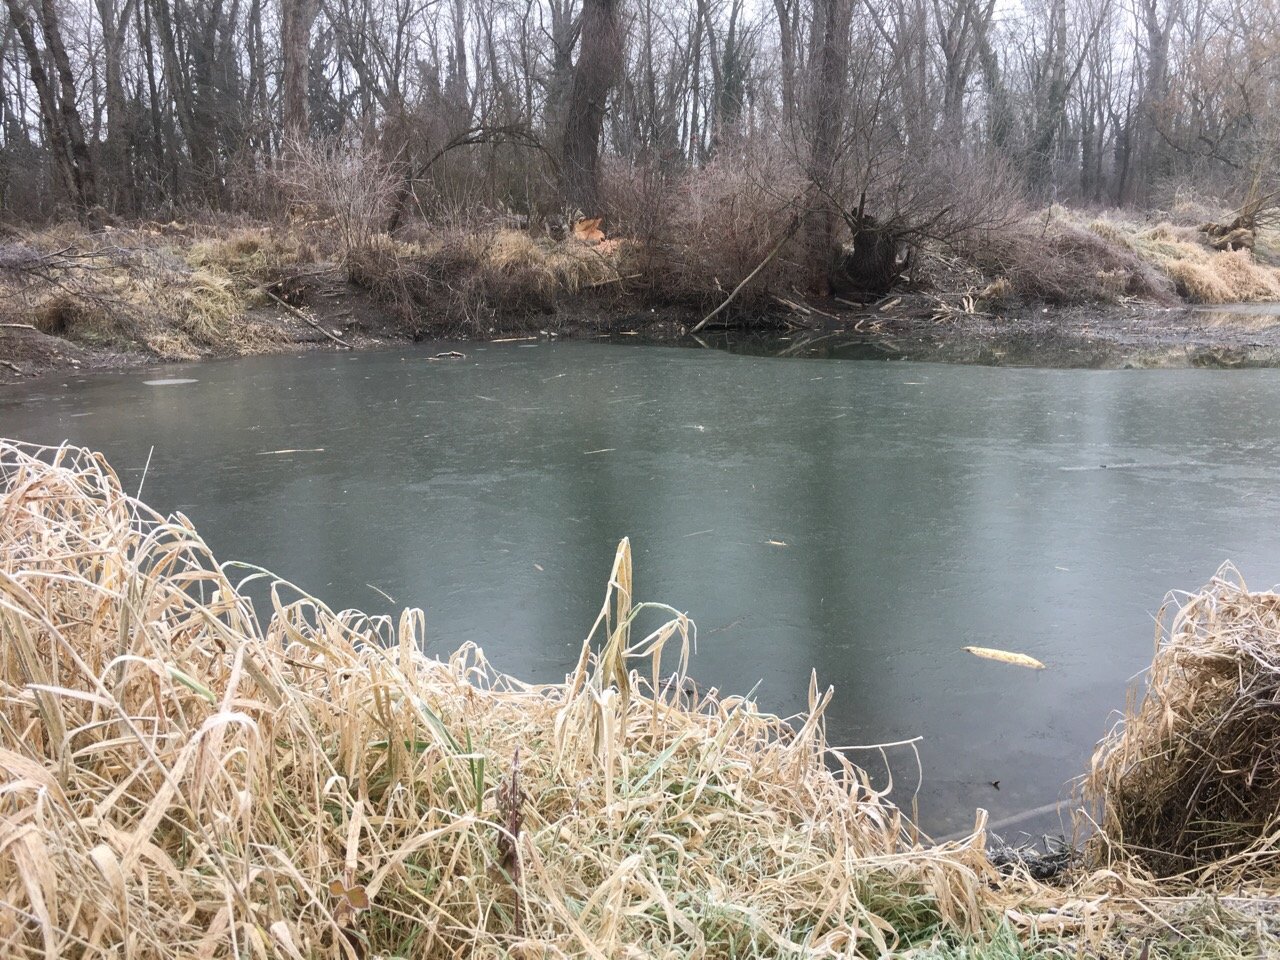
[962,646,1045,670]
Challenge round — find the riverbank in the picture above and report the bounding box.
[0,438,1277,958]
[2,209,1279,384]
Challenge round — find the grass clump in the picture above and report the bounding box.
[3,440,1280,958]
[187,225,315,292]
[0,224,286,359]
[349,228,623,335]
[0,439,997,958]
[1088,564,1280,882]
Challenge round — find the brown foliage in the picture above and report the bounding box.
[604,148,806,311]
[347,230,621,335]
[969,219,1176,305]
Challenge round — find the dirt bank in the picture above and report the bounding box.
[3,214,1280,385]
[9,287,1280,387]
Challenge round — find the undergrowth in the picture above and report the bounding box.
[1,440,1278,957]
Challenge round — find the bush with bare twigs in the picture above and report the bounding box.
[277,140,402,255]
[347,229,622,335]
[969,214,1177,305]
[605,146,807,310]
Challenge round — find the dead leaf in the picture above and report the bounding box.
[962,646,1046,670]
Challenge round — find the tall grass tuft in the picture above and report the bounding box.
[0,440,1000,958]
[1087,564,1280,882]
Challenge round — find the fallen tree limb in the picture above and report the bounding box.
[263,288,352,349]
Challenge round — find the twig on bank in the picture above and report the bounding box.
[587,273,641,288]
[0,323,39,331]
[773,295,812,316]
[262,288,352,348]
[1,360,22,374]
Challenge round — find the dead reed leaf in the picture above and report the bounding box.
[963,646,1046,670]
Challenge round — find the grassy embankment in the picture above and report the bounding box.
[2,199,1279,375]
[1,438,1279,958]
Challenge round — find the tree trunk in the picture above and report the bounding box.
[1132,0,1172,205]
[4,0,96,209]
[804,0,851,296]
[1027,0,1066,192]
[39,0,97,208]
[96,0,136,211]
[560,0,622,215]
[280,0,316,136]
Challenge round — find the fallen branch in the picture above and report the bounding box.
[0,323,39,331]
[691,211,802,335]
[263,289,352,349]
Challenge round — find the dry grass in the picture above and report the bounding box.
[2,441,1280,957]
[0,440,1004,958]
[349,229,623,335]
[969,207,1280,307]
[1087,565,1280,882]
[1086,215,1280,305]
[0,224,293,359]
[187,226,315,289]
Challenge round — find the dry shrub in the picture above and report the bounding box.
[606,145,805,310]
[1088,565,1280,882]
[972,219,1175,305]
[277,139,401,254]
[0,440,997,958]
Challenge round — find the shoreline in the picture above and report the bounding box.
[6,285,1280,387]
[5,213,1280,386]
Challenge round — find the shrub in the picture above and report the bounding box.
[605,143,806,311]
[969,219,1176,305]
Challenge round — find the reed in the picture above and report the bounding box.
[0,439,998,959]
[1087,565,1280,883]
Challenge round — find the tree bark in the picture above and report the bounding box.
[804,0,852,295]
[560,0,622,215]
[280,0,316,136]
[4,0,97,209]
[96,0,137,211]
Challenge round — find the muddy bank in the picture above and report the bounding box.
[699,300,1280,368]
[8,286,1280,386]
